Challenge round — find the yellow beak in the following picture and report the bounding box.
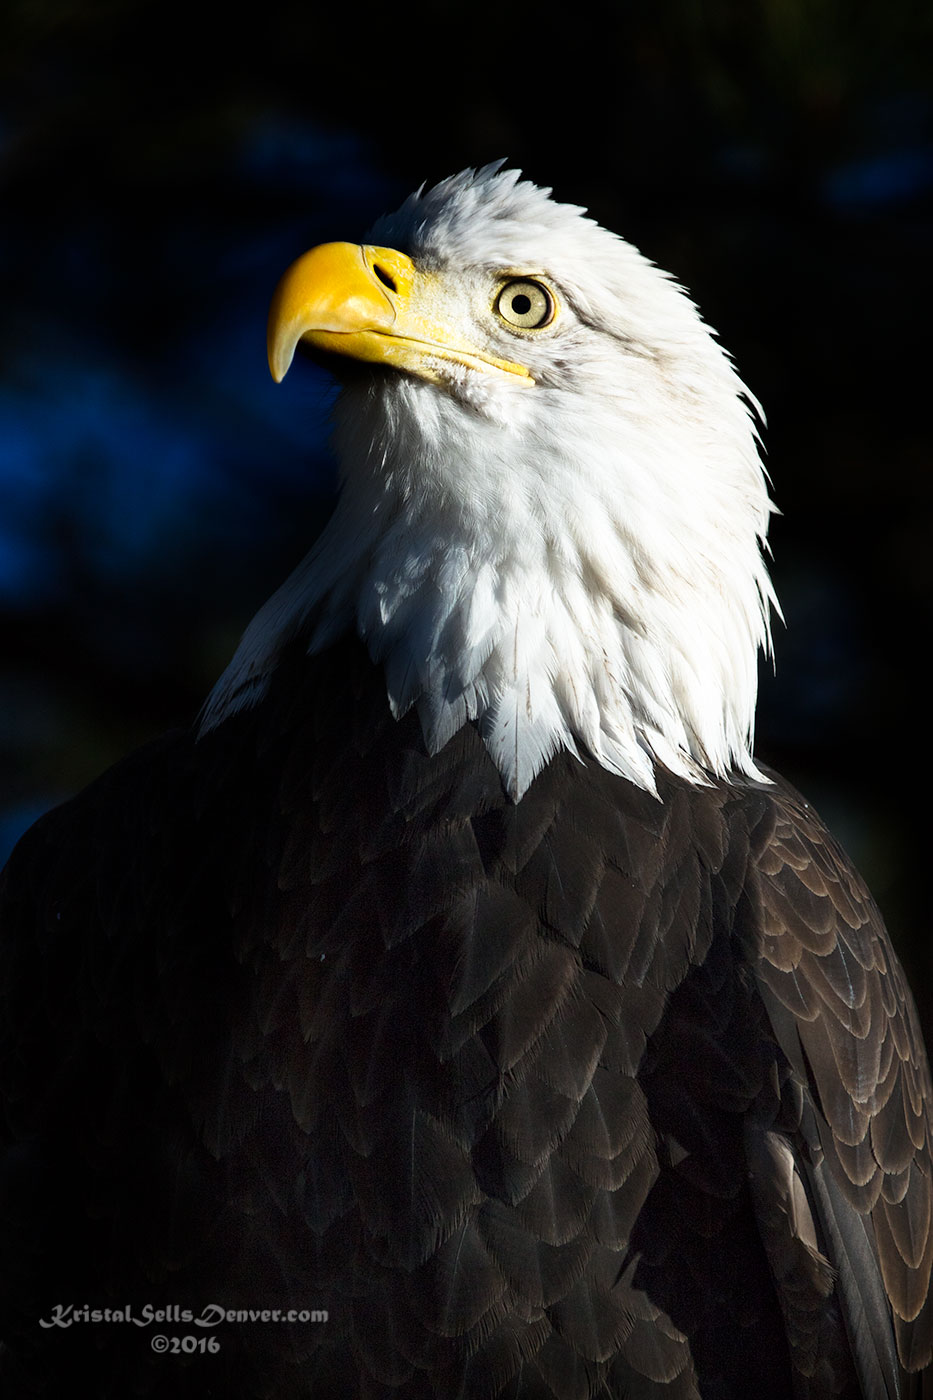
[267,242,533,387]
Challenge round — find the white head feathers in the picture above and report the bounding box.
[202,164,778,800]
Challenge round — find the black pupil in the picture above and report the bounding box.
[511,293,532,316]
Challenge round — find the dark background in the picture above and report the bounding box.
[1,2,932,1019]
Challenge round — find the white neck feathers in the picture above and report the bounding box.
[202,372,775,800]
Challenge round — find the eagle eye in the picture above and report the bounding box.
[495,279,554,330]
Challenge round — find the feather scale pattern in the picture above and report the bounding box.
[1,637,930,1398]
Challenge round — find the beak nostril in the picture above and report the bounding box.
[372,264,397,293]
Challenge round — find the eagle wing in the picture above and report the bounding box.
[743,773,933,1397]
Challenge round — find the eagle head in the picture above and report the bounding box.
[204,164,778,800]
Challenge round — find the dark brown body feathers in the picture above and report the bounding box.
[1,637,930,1397]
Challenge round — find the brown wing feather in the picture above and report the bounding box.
[746,771,933,1391]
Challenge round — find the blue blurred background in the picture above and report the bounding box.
[1,1,932,1019]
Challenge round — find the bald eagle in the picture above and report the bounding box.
[1,165,931,1399]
